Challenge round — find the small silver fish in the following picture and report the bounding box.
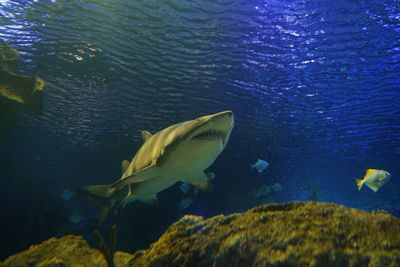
[177,198,193,211]
[270,183,282,192]
[68,214,83,224]
[250,159,269,173]
[179,183,191,194]
[355,169,391,192]
[249,182,282,199]
[249,185,272,199]
[60,189,75,201]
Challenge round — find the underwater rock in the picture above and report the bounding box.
[2,202,399,267]
[0,235,132,267]
[0,41,45,129]
[127,202,400,267]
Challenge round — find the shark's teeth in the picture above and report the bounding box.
[191,130,226,141]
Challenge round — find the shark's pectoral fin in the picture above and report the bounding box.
[111,164,157,190]
[180,172,213,192]
[139,194,158,206]
[111,174,147,190]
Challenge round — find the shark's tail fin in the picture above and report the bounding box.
[355,179,364,191]
[74,185,117,224]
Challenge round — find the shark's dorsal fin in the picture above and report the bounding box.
[121,160,129,174]
[141,130,152,142]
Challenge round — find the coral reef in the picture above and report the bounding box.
[2,202,400,267]
[128,202,400,267]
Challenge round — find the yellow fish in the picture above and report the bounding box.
[355,169,391,192]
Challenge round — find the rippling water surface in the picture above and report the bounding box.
[0,0,399,259]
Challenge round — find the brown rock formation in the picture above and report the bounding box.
[0,235,132,267]
[127,202,400,267]
[2,202,400,267]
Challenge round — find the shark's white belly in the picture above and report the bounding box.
[163,139,224,175]
[128,175,178,202]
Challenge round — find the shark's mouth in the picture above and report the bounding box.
[191,129,226,142]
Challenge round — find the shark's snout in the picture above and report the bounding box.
[213,110,233,119]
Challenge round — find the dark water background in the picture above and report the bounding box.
[0,0,399,260]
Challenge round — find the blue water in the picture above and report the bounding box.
[0,0,399,260]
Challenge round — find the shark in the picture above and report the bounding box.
[76,110,234,222]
